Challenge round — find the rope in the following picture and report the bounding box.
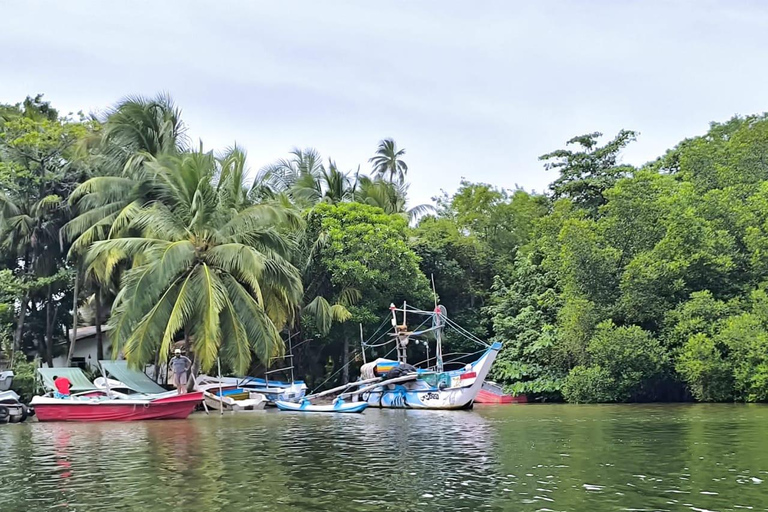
[309,345,397,395]
[399,303,490,348]
[362,315,431,348]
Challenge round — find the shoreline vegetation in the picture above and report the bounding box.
[2,94,768,404]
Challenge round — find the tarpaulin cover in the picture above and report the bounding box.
[37,367,96,392]
[99,360,166,394]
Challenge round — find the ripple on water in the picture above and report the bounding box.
[3,404,768,511]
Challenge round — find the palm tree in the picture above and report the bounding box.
[62,95,186,364]
[256,149,359,207]
[354,176,433,221]
[62,94,186,255]
[0,192,66,361]
[291,159,356,205]
[369,138,408,183]
[254,148,323,201]
[85,150,303,374]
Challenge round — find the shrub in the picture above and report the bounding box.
[676,333,733,401]
[562,365,615,403]
[10,353,37,403]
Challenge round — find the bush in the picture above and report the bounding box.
[563,321,668,403]
[676,333,733,401]
[562,365,615,403]
[720,313,768,401]
[9,353,37,403]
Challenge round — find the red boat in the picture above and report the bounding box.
[475,381,527,404]
[30,391,202,422]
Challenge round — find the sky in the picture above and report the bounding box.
[1,1,767,206]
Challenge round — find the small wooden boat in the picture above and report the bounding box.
[475,381,525,404]
[203,390,267,412]
[275,398,368,413]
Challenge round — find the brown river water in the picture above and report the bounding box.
[1,404,767,511]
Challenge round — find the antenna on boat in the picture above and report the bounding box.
[431,273,438,310]
[359,323,366,365]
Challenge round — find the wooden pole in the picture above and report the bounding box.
[359,323,366,365]
[217,357,223,416]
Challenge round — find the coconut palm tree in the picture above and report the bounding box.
[354,176,433,221]
[62,95,186,253]
[0,191,67,361]
[256,149,360,207]
[369,138,408,183]
[85,150,303,374]
[62,95,187,364]
[254,148,323,201]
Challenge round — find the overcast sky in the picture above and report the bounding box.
[2,1,767,205]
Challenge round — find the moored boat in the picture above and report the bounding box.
[31,367,201,422]
[203,390,267,412]
[196,375,307,404]
[275,397,368,413]
[31,391,203,422]
[286,302,503,411]
[475,381,526,404]
[0,390,33,424]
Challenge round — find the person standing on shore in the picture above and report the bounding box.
[170,349,192,394]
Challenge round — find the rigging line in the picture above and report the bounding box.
[363,315,432,348]
[362,328,393,348]
[443,317,490,347]
[397,302,489,347]
[442,348,487,364]
[361,316,393,345]
[309,345,397,395]
[410,348,487,369]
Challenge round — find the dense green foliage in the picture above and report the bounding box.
[3,92,768,402]
[484,114,768,402]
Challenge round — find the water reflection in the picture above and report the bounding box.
[2,405,768,511]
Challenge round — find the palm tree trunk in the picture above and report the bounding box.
[183,330,196,392]
[66,267,80,366]
[44,284,54,367]
[95,289,104,361]
[12,293,28,355]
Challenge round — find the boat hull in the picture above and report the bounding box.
[203,391,266,411]
[362,342,501,410]
[275,400,368,413]
[31,392,202,422]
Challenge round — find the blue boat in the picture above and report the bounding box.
[275,397,368,414]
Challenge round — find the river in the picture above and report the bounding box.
[1,404,767,511]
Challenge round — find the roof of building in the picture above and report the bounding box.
[70,325,111,342]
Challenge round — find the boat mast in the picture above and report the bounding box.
[390,302,409,364]
[431,274,444,373]
[435,311,444,373]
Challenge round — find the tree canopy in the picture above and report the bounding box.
[5,92,768,403]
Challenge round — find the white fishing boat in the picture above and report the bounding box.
[290,302,502,411]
